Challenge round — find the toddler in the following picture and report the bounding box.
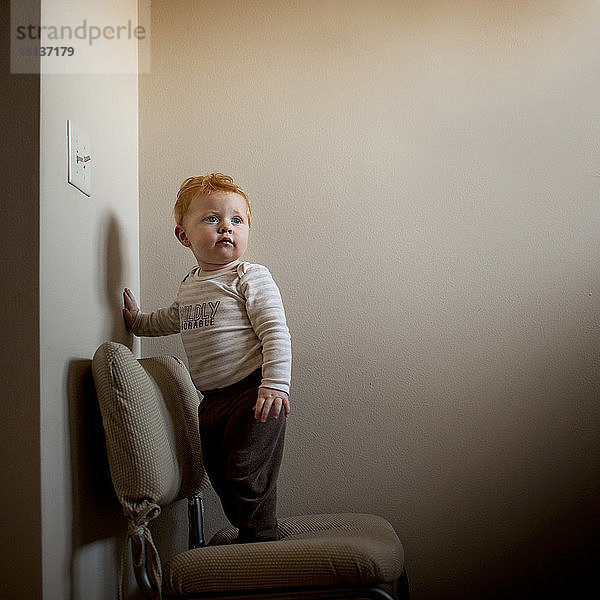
[123,173,291,542]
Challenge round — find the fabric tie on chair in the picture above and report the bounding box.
[119,500,163,600]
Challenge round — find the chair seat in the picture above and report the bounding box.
[163,513,404,596]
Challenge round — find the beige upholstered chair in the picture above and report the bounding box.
[92,341,408,600]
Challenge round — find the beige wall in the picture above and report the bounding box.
[138,1,600,598]
[39,1,140,598]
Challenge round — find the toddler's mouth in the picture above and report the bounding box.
[216,237,234,246]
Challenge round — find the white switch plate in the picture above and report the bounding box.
[67,120,92,196]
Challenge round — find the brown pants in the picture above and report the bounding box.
[198,369,286,543]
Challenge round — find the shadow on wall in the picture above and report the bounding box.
[67,359,123,597]
[446,490,600,600]
[65,213,143,598]
[64,213,137,597]
[102,212,134,348]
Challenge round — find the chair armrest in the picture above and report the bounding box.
[188,495,206,549]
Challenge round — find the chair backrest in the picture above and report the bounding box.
[93,341,210,598]
[92,341,210,515]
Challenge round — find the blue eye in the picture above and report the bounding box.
[205,215,219,223]
[232,216,243,224]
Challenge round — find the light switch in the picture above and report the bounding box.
[67,120,92,196]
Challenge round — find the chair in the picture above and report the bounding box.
[92,341,409,600]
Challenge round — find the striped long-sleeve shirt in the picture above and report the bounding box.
[131,260,291,394]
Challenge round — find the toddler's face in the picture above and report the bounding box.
[175,191,250,271]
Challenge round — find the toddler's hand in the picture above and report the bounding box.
[122,288,139,330]
[254,387,290,422]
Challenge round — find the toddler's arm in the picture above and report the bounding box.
[241,264,292,421]
[122,288,180,337]
[242,266,292,395]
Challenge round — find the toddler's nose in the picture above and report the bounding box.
[219,221,233,233]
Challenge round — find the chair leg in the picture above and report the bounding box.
[131,535,160,600]
[358,586,397,600]
[395,567,410,599]
[189,585,398,600]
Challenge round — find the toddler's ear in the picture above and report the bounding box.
[175,225,191,247]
